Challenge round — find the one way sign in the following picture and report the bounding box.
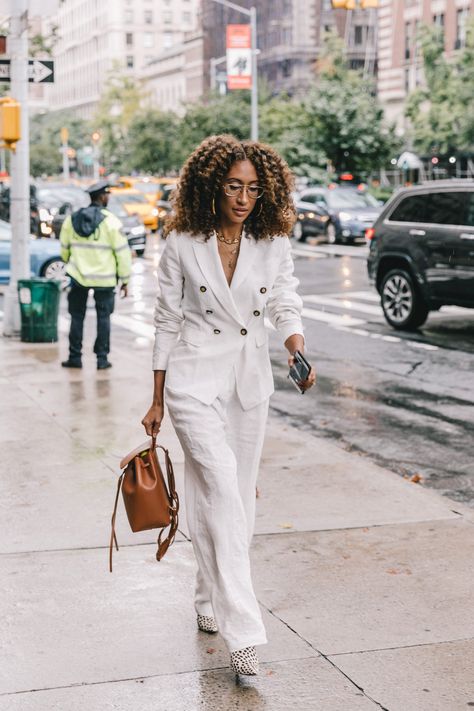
[0,59,55,83]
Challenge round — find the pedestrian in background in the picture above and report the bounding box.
[60,180,132,370]
[142,134,315,676]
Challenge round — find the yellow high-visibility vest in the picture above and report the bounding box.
[60,209,132,288]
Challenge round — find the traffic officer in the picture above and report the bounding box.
[60,180,132,369]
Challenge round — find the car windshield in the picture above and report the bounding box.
[326,190,379,209]
[134,182,158,194]
[114,193,149,205]
[37,186,88,210]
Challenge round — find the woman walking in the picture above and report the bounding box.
[142,134,315,676]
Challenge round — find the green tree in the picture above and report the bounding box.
[29,110,90,177]
[94,64,144,172]
[406,19,474,155]
[302,32,400,177]
[126,109,181,174]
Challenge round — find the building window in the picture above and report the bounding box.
[163,32,173,49]
[183,11,191,23]
[455,8,468,49]
[323,0,332,9]
[144,10,153,24]
[126,55,134,69]
[163,11,172,24]
[125,32,133,47]
[124,9,133,24]
[433,13,445,39]
[354,25,366,46]
[144,32,153,48]
[405,22,412,60]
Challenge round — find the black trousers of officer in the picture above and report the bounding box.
[67,279,115,364]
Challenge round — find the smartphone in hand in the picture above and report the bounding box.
[288,350,312,394]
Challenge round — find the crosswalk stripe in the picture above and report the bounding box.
[303,294,382,316]
[301,307,365,327]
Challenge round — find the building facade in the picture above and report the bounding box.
[377,0,474,130]
[42,0,199,118]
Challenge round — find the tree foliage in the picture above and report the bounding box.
[406,18,474,155]
[93,64,144,172]
[29,110,90,177]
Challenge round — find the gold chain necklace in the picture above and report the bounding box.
[217,231,241,245]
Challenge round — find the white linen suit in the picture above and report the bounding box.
[152,230,303,652]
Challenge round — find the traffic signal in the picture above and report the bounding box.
[0,97,21,149]
[360,0,379,8]
[91,131,100,143]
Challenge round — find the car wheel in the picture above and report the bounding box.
[135,248,145,257]
[381,269,429,330]
[41,259,69,288]
[326,222,337,244]
[293,221,305,242]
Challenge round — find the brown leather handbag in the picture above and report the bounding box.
[109,436,179,572]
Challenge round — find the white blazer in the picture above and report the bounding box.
[152,230,304,410]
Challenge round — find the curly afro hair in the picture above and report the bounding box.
[164,134,296,240]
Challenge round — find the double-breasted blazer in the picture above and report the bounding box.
[152,230,304,410]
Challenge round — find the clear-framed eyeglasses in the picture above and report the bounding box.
[223,181,265,200]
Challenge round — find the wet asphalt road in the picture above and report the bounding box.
[269,241,474,508]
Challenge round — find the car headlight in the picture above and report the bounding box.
[339,211,352,222]
[158,208,168,218]
[131,225,145,236]
[151,208,159,217]
[39,208,53,222]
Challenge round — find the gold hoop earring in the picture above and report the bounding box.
[257,201,263,216]
[211,197,216,215]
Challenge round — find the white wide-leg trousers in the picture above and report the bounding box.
[166,375,268,653]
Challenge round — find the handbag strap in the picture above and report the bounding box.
[155,444,180,561]
[109,471,124,573]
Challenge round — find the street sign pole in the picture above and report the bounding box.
[210,0,258,141]
[250,6,258,141]
[3,0,30,337]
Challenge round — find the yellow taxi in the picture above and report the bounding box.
[108,187,159,231]
[117,176,161,205]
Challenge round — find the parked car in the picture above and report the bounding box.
[0,219,66,285]
[367,181,474,330]
[108,188,159,231]
[297,185,383,243]
[292,194,331,241]
[35,183,89,238]
[107,196,146,256]
[155,182,176,232]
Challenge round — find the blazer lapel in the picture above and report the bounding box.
[230,232,258,293]
[192,234,243,325]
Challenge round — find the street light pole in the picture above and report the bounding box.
[250,6,258,141]
[209,0,258,141]
[3,0,30,337]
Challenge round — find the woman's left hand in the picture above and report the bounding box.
[288,353,317,392]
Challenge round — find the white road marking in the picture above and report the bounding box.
[301,307,365,327]
[292,243,369,259]
[334,325,438,351]
[303,294,382,316]
[291,248,328,259]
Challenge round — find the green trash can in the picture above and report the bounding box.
[17,278,62,343]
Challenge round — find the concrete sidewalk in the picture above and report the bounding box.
[1,328,473,711]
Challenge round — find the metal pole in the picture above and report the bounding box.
[62,145,70,181]
[250,6,258,141]
[3,0,30,337]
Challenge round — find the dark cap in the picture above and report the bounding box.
[86,180,110,196]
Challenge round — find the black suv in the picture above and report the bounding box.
[367,181,474,330]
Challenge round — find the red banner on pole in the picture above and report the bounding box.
[226,24,252,90]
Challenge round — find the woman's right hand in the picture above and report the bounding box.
[141,403,164,437]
